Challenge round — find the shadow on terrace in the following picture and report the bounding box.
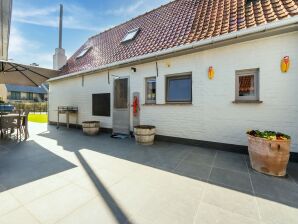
[35,125,298,210]
[0,139,76,192]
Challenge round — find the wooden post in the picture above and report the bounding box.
[66,111,69,128]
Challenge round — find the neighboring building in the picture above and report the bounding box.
[3,84,48,102]
[48,0,298,153]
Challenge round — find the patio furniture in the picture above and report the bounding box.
[0,61,59,86]
[0,116,18,139]
[0,104,14,113]
[0,111,29,140]
[57,106,78,129]
[0,113,20,140]
[21,110,29,139]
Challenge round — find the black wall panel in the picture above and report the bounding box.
[92,93,110,116]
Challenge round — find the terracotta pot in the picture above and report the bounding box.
[82,121,100,135]
[134,125,156,145]
[247,135,290,176]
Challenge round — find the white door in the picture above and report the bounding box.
[113,77,130,135]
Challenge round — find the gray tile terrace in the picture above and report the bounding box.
[0,123,297,224]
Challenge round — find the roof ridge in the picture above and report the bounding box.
[88,0,177,39]
[61,0,298,75]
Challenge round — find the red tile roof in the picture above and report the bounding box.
[239,75,255,92]
[61,0,298,75]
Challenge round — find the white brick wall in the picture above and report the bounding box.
[49,31,298,152]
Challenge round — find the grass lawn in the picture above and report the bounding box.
[28,113,48,123]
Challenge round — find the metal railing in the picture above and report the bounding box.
[10,102,48,113]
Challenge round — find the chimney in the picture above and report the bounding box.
[0,0,13,61]
[53,4,67,70]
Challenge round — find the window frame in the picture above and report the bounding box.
[145,77,156,104]
[76,47,92,59]
[235,68,259,102]
[113,78,129,109]
[121,28,140,43]
[11,91,21,100]
[27,92,33,100]
[166,73,192,103]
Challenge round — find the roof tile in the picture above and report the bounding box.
[61,0,298,75]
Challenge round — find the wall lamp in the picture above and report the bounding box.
[131,67,137,72]
[108,73,120,84]
[111,75,120,80]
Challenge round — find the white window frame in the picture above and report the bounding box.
[76,47,91,59]
[145,77,156,104]
[166,73,192,103]
[235,68,259,101]
[121,28,140,43]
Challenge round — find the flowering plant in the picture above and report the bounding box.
[247,130,290,140]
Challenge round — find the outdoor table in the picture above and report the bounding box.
[57,106,78,129]
[0,113,29,139]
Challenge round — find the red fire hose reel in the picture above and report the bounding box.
[132,96,140,117]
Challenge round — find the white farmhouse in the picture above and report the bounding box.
[48,0,298,155]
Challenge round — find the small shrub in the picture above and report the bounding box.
[247,130,290,140]
[10,102,47,112]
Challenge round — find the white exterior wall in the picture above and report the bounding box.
[49,32,298,152]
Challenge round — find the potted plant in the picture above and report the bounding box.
[82,121,100,135]
[247,130,291,177]
[134,125,156,145]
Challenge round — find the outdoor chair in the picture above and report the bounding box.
[0,109,27,140]
[20,110,30,139]
[0,116,20,140]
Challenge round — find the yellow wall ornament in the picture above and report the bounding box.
[281,56,290,73]
[208,66,215,80]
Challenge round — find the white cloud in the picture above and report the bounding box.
[11,1,172,32]
[12,3,101,32]
[9,27,40,55]
[106,0,172,17]
[8,0,173,68]
[8,27,53,68]
[106,0,145,16]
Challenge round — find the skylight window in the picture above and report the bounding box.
[76,47,91,59]
[121,28,140,43]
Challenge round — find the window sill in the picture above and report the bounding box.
[143,103,192,106]
[232,100,263,104]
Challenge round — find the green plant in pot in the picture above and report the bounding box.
[247,130,291,177]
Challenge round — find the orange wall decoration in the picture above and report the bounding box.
[208,66,214,80]
[280,56,290,73]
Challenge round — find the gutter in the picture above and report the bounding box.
[48,16,298,82]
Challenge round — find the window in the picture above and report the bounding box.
[114,78,128,108]
[166,74,192,103]
[92,93,111,116]
[145,77,156,104]
[121,28,140,43]
[27,92,33,100]
[39,94,45,101]
[11,91,20,100]
[235,69,259,101]
[76,47,91,59]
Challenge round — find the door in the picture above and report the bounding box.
[113,77,130,135]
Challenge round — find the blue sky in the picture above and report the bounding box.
[9,0,171,69]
